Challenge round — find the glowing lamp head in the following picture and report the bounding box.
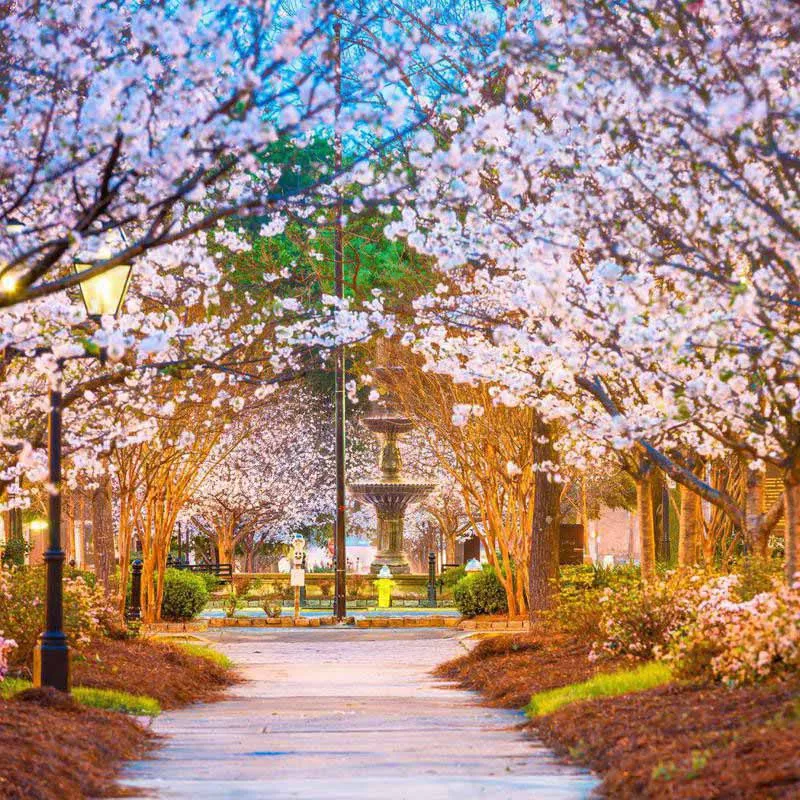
[73,262,132,320]
[29,518,48,533]
[464,558,482,573]
[0,272,18,296]
[74,230,133,321]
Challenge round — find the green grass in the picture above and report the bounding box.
[1,678,160,716]
[177,642,234,669]
[526,661,673,718]
[72,687,161,716]
[0,677,32,698]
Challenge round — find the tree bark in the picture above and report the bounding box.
[678,484,701,567]
[637,473,657,583]
[528,419,561,618]
[217,520,235,568]
[92,475,116,594]
[784,474,800,584]
[745,468,767,556]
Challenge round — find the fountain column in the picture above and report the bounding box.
[349,400,434,575]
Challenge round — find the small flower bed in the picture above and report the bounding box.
[589,571,703,662]
[583,561,798,686]
[0,564,119,669]
[666,577,800,686]
[0,634,16,679]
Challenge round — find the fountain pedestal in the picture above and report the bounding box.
[349,408,434,575]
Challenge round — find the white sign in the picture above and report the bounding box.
[290,568,305,587]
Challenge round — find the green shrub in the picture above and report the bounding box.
[199,573,222,593]
[223,583,240,618]
[160,569,208,621]
[591,571,701,661]
[554,564,641,638]
[440,565,466,589]
[1,537,30,566]
[0,565,119,668]
[453,567,508,617]
[731,556,783,602]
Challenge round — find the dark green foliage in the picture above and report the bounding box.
[732,556,783,601]
[65,566,97,589]
[440,565,466,588]
[1,536,30,566]
[160,569,209,621]
[553,564,642,638]
[453,567,508,617]
[198,573,222,593]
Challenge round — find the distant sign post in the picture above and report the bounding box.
[291,535,306,622]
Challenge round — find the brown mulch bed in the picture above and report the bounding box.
[1,636,239,799]
[0,688,156,799]
[439,628,800,798]
[73,636,239,708]
[435,628,616,707]
[536,677,800,799]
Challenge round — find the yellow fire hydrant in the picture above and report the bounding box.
[375,565,395,609]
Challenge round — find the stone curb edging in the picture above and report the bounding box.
[140,620,210,634]
[204,615,463,628]
[457,619,530,631]
[138,617,528,633]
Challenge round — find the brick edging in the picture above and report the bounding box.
[205,616,462,628]
[457,619,530,631]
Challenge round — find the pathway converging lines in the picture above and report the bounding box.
[122,628,597,799]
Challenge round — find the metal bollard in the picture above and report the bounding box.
[427,552,437,608]
[127,559,143,622]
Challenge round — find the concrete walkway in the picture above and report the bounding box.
[122,628,596,799]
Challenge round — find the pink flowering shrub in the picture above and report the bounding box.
[666,577,800,686]
[0,564,120,669]
[590,571,703,662]
[0,634,16,679]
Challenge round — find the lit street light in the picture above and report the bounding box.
[33,238,132,693]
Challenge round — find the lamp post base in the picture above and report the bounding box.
[33,634,71,693]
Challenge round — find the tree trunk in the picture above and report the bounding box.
[678,484,701,567]
[784,474,800,584]
[217,520,235,569]
[528,419,561,618]
[745,468,767,556]
[444,530,457,565]
[92,475,116,594]
[637,473,657,583]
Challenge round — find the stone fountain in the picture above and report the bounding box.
[349,395,434,575]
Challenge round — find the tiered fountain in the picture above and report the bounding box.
[349,394,434,575]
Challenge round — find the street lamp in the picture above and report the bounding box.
[73,233,132,321]
[0,218,27,298]
[34,238,133,693]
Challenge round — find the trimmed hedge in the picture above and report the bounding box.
[453,567,508,617]
[161,568,209,621]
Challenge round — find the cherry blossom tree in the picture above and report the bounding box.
[387,0,800,598]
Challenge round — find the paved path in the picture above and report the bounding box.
[122,628,596,799]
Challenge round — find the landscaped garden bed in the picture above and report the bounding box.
[0,565,238,799]
[438,563,800,798]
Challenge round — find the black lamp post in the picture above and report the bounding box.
[33,246,131,692]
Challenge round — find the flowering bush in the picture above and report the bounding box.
[0,564,119,668]
[0,634,16,679]
[590,572,703,662]
[554,565,641,639]
[666,577,800,686]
